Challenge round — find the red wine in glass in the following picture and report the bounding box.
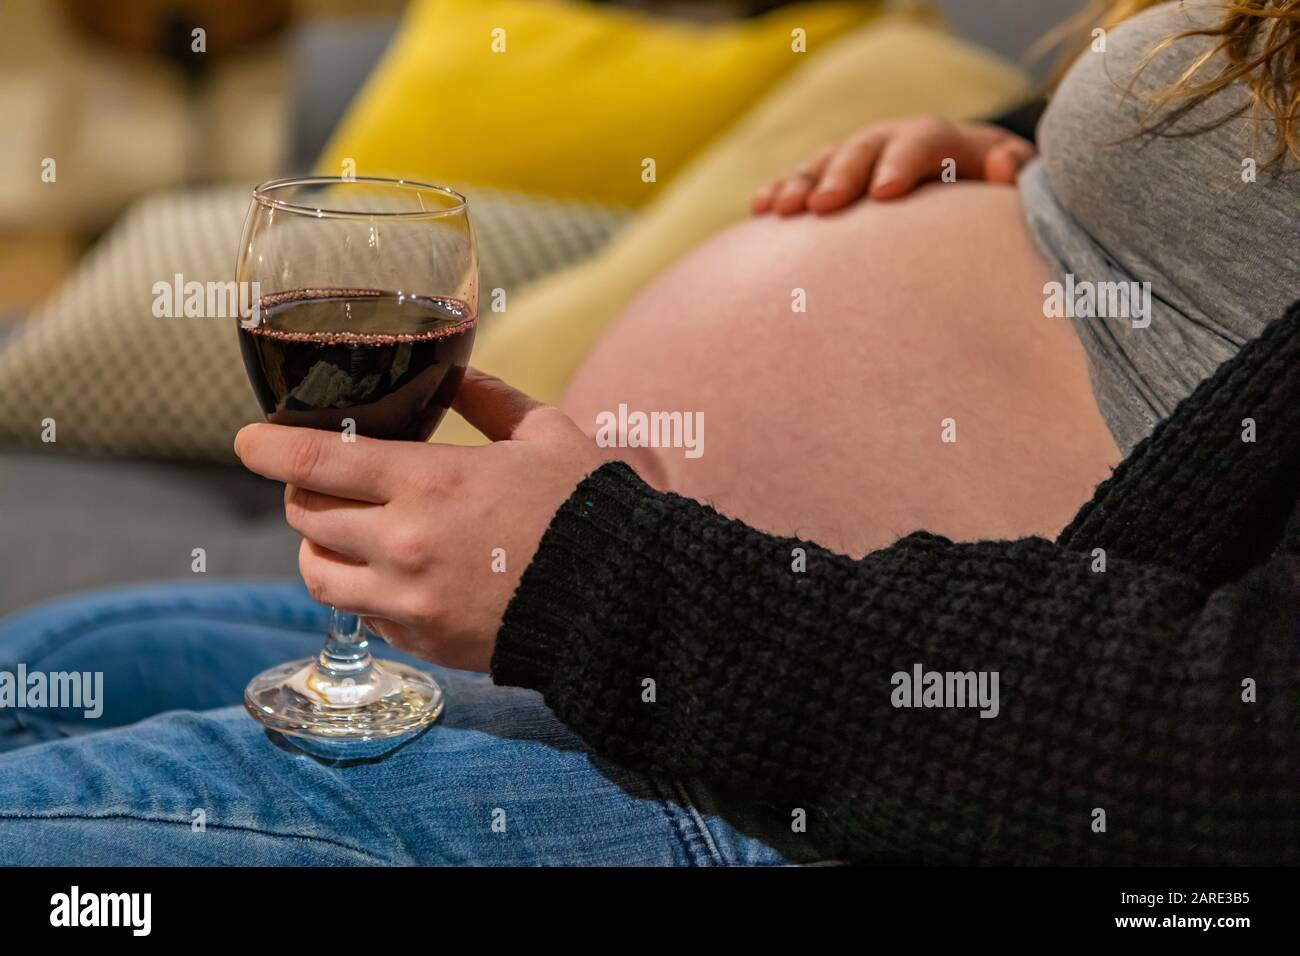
[239,288,477,441]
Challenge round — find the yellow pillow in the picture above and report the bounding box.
[435,12,1029,446]
[318,0,878,207]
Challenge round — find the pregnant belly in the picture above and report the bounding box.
[562,182,1121,556]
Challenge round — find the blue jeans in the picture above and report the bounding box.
[0,582,810,865]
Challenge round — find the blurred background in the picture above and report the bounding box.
[0,0,1085,614]
[0,0,1083,319]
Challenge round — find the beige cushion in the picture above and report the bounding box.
[436,11,1028,446]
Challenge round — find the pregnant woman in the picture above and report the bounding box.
[0,0,1296,864]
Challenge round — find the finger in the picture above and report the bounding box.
[772,174,816,216]
[362,616,419,653]
[451,367,550,442]
[751,177,786,214]
[772,148,833,216]
[284,484,378,560]
[868,124,951,199]
[298,539,388,616]
[235,423,401,503]
[808,135,885,214]
[983,139,1036,184]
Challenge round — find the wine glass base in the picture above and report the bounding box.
[244,658,444,741]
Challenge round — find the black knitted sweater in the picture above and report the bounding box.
[491,303,1300,865]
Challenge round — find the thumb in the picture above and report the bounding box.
[452,367,548,441]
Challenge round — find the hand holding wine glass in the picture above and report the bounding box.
[235,368,610,671]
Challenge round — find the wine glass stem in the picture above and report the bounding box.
[318,607,375,681]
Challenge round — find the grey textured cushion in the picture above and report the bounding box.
[0,183,628,461]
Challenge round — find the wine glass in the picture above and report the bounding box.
[236,176,478,740]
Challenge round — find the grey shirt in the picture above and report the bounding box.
[1019,0,1299,453]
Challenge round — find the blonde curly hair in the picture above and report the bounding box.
[1045,0,1300,163]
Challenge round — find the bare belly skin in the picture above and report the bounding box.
[561,182,1122,557]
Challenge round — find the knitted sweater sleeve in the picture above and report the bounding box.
[492,462,1298,864]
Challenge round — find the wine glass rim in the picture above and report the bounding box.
[252,176,469,220]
